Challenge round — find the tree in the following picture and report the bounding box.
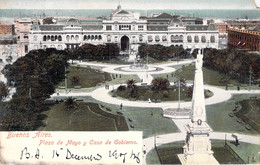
[64,97,78,110]
[117,85,126,91]
[126,79,136,89]
[71,76,80,86]
[0,82,8,101]
[151,78,170,91]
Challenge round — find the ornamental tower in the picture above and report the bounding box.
[178,50,219,165]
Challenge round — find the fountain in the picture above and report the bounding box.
[129,55,148,70]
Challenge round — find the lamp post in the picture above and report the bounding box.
[249,65,252,91]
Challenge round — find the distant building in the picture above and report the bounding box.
[0,24,15,35]
[215,23,228,33]
[15,18,36,56]
[228,25,260,51]
[28,5,219,55]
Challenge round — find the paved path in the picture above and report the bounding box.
[51,61,260,164]
[51,83,236,109]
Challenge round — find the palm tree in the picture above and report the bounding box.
[64,97,77,110]
[126,79,136,89]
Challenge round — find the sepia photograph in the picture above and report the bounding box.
[0,0,259,164]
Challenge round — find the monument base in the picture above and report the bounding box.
[178,153,219,165]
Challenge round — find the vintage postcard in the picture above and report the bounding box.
[0,0,259,164]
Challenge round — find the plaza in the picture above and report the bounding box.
[48,57,260,164]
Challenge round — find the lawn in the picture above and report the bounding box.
[121,106,180,138]
[234,98,260,133]
[75,97,180,138]
[60,66,112,88]
[39,101,128,131]
[113,86,213,102]
[146,140,259,164]
[206,94,259,135]
[172,64,243,87]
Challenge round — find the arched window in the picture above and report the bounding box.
[162,35,167,41]
[58,35,62,41]
[87,35,90,40]
[75,35,79,41]
[43,36,46,41]
[201,36,206,43]
[155,35,160,42]
[71,35,74,40]
[148,35,153,42]
[99,35,102,40]
[210,36,215,43]
[55,35,58,41]
[95,35,98,40]
[171,35,174,42]
[91,35,94,40]
[66,35,69,41]
[139,35,143,42]
[179,35,183,42]
[51,35,55,41]
[83,35,87,40]
[107,35,111,42]
[194,35,199,43]
[47,35,50,41]
[187,35,192,43]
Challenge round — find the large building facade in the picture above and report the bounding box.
[28,6,219,55]
[228,25,260,51]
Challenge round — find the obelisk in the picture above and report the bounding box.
[178,50,219,165]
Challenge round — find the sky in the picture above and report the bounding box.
[0,0,258,10]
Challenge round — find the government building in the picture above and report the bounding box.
[28,5,219,55]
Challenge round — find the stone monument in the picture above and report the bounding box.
[178,50,219,165]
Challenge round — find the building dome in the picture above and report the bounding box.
[170,18,183,27]
[66,18,81,27]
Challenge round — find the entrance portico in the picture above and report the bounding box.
[120,35,130,53]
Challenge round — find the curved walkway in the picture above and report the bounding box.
[52,60,260,164]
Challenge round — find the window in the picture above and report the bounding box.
[107,35,111,42]
[58,35,62,41]
[162,35,167,41]
[155,35,160,42]
[171,35,174,43]
[106,25,112,31]
[187,35,192,43]
[43,36,46,41]
[25,45,28,53]
[138,25,144,31]
[194,35,199,43]
[179,35,183,42]
[201,36,206,43]
[24,36,28,39]
[51,35,55,41]
[139,35,143,42]
[75,35,79,41]
[210,36,215,43]
[148,35,153,42]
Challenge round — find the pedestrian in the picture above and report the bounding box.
[120,103,123,109]
[226,85,228,90]
[237,86,240,91]
[143,145,146,155]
